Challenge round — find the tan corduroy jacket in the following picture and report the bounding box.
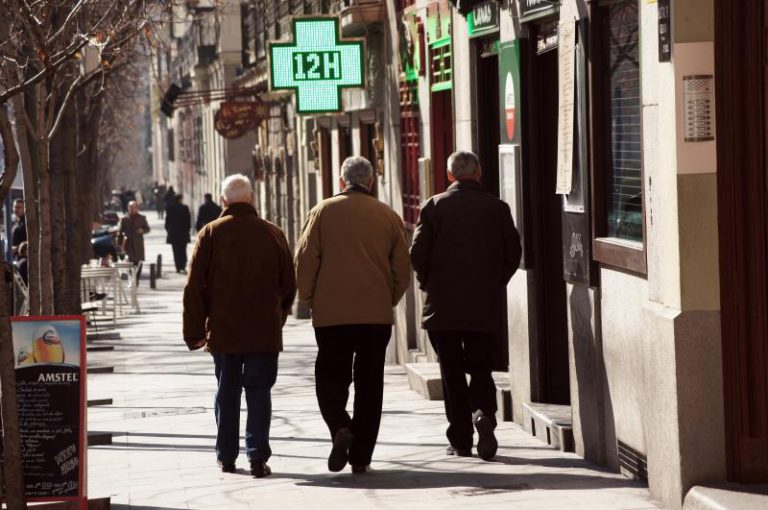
[295,187,411,327]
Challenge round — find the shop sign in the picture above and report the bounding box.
[519,0,558,20]
[270,17,365,114]
[467,1,499,37]
[427,0,452,45]
[536,20,559,54]
[658,0,671,62]
[214,101,269,139]
[498,40,521,145]
[8,316,86,504]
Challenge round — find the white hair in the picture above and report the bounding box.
[221,174,253,204]
[447,150,480,179]
[341,156,374,189]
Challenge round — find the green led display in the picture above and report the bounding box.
[270,17,365,114]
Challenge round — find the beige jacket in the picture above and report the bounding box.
[295,188,411,327]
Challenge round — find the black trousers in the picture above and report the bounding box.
[171,242,187,271]
[314,324,391,466]
[428,331,497,451]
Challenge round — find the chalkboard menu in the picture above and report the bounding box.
[9,316,86,503]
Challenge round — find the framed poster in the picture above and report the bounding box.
[9,315,87,505]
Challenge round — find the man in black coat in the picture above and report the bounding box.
[165,193,191,273]
[11,199,27,257]
[410,150,522,461]
[196,193,223,232]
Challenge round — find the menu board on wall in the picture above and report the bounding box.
[8,316,86,503]
[556,20,576,195]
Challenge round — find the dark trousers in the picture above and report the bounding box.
[428,331,497,451]
[212,352,279,463]
[171,242,187,271]
[314,324,391,466]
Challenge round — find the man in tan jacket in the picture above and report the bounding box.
[183,175,296,479]
[296,156,410,474]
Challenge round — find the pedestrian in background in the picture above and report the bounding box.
[154,182,167,219]
[163,185,176,211]
[295,156,410,474]
[183,174,296,478]
[11,198,26,258]
[410,150,522,461]
[196,193,223,232]
[165,193,191,273]
[120,201,151,285]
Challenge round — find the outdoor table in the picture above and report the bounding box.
[80,266,118,328]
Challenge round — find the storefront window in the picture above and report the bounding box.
[601,0,642,242]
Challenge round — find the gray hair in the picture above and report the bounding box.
[447,150,480,179]
[341,156,374,189]
[221,174,253,204]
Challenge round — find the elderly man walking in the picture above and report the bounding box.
[183,174,296,478]
[410,150,522,461]
[296,156,410,474]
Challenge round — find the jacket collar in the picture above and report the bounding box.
[221,202,258,218]
[449,179,482,191]
[339,184,372,196]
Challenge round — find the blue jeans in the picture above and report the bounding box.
[212,352,278,464]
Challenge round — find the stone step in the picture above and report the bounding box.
[684,485,768,510]
[405,362,514,421]
[522,402,574,452]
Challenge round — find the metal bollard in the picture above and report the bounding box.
[149,263,156,289]
[156,254,162,278]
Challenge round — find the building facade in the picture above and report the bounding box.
[151,0,768,508]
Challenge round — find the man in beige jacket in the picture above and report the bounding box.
[296,156,410,474]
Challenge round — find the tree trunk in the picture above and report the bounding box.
[35,83,54,315]
[17,92,40,315]
[64,100,81,314]
[0,101,29,510]
[49,102,71,314]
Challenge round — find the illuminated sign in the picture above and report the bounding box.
[269,17,365,114]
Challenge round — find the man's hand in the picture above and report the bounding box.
[187,338,206,350]
[136,228,144,235]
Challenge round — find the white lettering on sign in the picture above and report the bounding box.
[474,4,493,25]
[38,372,79,383]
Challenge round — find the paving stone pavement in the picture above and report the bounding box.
[86,212,662,510]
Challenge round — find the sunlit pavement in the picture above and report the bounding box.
[86,212,660,510]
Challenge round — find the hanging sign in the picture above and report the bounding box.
[214,101,269,139]
[8,316,86,504]
[555,20,576,195]
[467,1,499,37]
[499,40,521,145]
[269,17,364,114]
[519,0,558,19]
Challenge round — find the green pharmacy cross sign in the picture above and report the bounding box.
[270,17,365,114]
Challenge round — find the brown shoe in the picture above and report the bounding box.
[250,461,272,478]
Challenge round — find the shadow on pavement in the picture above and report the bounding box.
[284,470,646,491]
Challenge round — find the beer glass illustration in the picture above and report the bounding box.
[32,325,65,363]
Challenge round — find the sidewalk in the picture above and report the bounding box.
[86,212,660,510]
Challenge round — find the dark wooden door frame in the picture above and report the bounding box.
[522,24,571,405]
[715,0,768,482]
[430,89,453,194]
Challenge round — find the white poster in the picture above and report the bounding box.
[556,20,576,195]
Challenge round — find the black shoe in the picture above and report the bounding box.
[250,461,272,478]
[217,460,236,473]
[446,445,472,457]
[328,427,355,472]
[351,464,371,474]
[474,411,498,460]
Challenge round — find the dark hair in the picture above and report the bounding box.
[204,193,213,201]
[175,193,183,202]
[13,199,23,206]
